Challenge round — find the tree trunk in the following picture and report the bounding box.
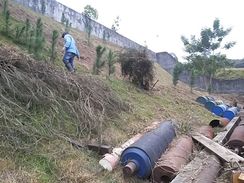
[208,75,213,94]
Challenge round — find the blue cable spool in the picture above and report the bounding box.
[211,104,228,116]
[205,100,217,111]
[223,107,238,121]
[196,96,209,105]
[120,121,176,179]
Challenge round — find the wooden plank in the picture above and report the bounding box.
[171,116,241,183]
[87,144,112,155]
[68,139,84,148]
[67,139,112,155]
[214,116,241,145]
[192,132,244,163]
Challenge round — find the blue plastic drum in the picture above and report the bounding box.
[223,107,238,121]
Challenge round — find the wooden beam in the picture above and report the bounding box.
[67,139,112,155]
[87,144,112,155]
[214,116,241,145]
[192,132,244,163]
[171,116,241,183]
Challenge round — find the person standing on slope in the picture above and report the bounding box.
[62,32,80,72]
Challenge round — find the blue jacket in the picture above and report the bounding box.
[64,34,80,57]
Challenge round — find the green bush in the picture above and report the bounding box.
[118,49,154,90]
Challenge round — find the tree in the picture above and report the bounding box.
[111,16,121,32]
[82,5,98,45]
[65,19,71,32]
[28,29,35,52]
[14,25,25,43]
[181,18,235,93]
[61,12,66,24]
[184,62,197,93]
[107,49,117,76]
[83,5,98,20]
[41,0,46,15]
[25,18,31,45]
[50,30,59,63]
[1,0,11,37]
[173,62,183,86]
[3,10,10,36]
[102,30,110,43]
[2,0,8,17]
[93,45,106,75]
[34,18,45,58]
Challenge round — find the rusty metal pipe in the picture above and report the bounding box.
[196,125,214,139]
[123,161,137,176]
[152,136,193,183]
[227,125,244,154]
[209,117,230,128]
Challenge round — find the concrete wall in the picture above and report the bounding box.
[156,52,177,74]
[180,73,244,94]
[13,0,157,61]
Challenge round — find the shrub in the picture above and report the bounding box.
[173,62,184,86]
[93,45,106,75]
[118,49,154,90]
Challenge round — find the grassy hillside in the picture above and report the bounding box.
[0,1,236,183]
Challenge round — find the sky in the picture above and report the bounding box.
[56,0,244,61]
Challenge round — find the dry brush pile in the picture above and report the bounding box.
[0,46,128,152]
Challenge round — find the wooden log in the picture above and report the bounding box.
[171,116,241,183]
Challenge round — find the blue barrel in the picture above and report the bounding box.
[223,107,238,121]
[120,121,176,179]
[205,100,216,111]
[196,96,209,105]
[211,104,228,116]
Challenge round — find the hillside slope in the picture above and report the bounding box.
[0,1,240,183]
[0,43,216,183]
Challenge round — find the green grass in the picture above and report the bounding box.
[15,153,57,183]
[106,78,213,131]
[216,68,244,79]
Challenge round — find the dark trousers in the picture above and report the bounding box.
[63,52,76,72]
